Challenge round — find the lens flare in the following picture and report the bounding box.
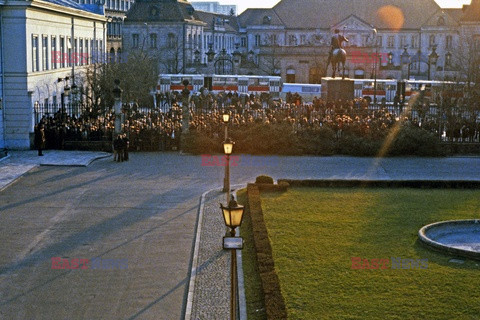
[377,5,405,31]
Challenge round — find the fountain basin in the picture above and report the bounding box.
[419,220,480,261]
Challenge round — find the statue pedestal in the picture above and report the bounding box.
[321,77,354,102]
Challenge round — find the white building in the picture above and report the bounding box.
[0,0,106,149]
[191,1,236,16]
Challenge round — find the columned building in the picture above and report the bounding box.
[238,0,466,83]
[122,0,479,84]
[0,0,105,149]
[123,0,206,73]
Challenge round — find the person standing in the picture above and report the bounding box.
[34,123,46,156]
[122,133,129,161]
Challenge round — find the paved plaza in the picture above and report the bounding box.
[0,151,479,319]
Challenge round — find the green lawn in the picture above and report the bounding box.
[259,188,480,320]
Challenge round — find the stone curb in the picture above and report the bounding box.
[38,153,111,167]
[185,184,247,320]
[0,153,11,163]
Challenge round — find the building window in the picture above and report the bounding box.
[42,35,48,70]
[254,34,260,47]
[168,33,176,48]
[150,33,157,48]
[437,16,445,26]
[132,34,139,48]
[288,34,297,46]
[376,36,383,47]
[286,68,296,83]
[67,37,72,67]
[411,35,418,48]
[400,35,407,48]
[387,36,395,48]
[241,37,246,47]
[74,38,78,66]
[60,37,65,68]
[79,39,84,65]
[429,35,436,47]
[85,39,89,64]
[32,35,39,72]
[51,36,57,69]
[446,35,452,50]
[300,34,306,45]
[445,52,451,67]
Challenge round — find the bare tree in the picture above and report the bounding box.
[81,50,159,113]
[258,33,282,76]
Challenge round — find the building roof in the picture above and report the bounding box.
[238,0,444,30]
[461,0,480,22]
[238,8,284,28]
[125,0,202,23]
[443,8,465,22]
[42,0,104,15]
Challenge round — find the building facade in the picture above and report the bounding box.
[123,0,480,85]
[237,0,467,83]
[0,0,105,149]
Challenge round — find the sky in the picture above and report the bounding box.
[213,0,472,15]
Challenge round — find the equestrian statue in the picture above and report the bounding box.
[326,29,349,79]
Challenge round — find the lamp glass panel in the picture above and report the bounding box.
[224,142,233,154]
[230,207,244,227]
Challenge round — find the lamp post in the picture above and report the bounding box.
[71,82,78,117]
[63,78,70,118]
[112,79,123,135]
[401,46,410,79]
[372,28,378,107]
[222,112,230,194]
[220,201,245,320]
[428,46,439,81]
[223,137,233,201]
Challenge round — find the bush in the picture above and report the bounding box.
[335,134,381,156]
[389,125,441,156]
[297,127,336,155]
[181,130,221,154]
[230,123,302,155]
[256,175,274,184]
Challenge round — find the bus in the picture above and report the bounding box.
[157,74,282,97]
[352,79,464,103]
[280,83,322,102]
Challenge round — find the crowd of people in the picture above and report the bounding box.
[33,91,480,154]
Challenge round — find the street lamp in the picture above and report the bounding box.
[223,137,234,198]
[428,46,439,81]
[222,112,230,194]
[194,49,201,65]
[372,28,378,106]
[206,43,215,63]
[220,201,245,320]
[71,82,78,117]
[401,46,410,79]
